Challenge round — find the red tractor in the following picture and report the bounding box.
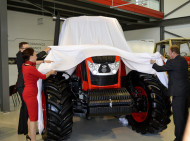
[42,17,172,141]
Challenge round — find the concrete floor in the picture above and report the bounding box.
[0,98,175,141]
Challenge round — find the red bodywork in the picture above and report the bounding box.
[75,56,149,122]
[76,56,122,91]
[184,56,190,67]
[42,56,150,125]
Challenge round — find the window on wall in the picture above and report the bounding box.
[136,0,160,11]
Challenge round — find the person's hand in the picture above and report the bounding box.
[150,59,156,64]
[50,70,57,75]
[44,47,51,53]
[44,60,53,63]
[161,55,165,60]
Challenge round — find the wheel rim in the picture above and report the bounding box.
[131,86,149,123]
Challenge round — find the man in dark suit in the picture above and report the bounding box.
[150,45,189,141]
[16,42,50,135]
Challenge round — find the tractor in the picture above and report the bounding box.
[42,16,172,141]
[154,38,190,79]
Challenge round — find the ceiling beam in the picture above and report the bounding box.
[124,16,190,31]
[8,0,140,24]
[7,1,80,17]
[35,0,139,23]
[51,0,150,22]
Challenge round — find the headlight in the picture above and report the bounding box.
[108,61,120,74]
[87,61,100,75]
[88,62,93,69]
[87,60,119,75]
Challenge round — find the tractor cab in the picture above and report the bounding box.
[154,38,190,79]
[154,38,190,66]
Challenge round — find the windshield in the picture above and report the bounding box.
[179,42,190,57]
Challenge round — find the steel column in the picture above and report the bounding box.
[160,0,164,13]
[0,0,10,112]
[159,0,164,42]
[160,26,165,41]
[53,12,61,45]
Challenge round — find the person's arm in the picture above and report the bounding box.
[31,67,56,79]
[36,60,53,65]
[36,47,51,60]
[45,70,57,78]
[151,59,174,72]
[37,51,47,60]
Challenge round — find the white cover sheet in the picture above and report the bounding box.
[37,16,168,134]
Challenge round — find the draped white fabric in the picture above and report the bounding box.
[58,16,132,52]
[37,16,168,134]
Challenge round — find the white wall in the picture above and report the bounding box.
[8,11,54,86]
[164,0,190,19]
[124,27,160,42]
[165,24,190,39]
[164,0,190,38]
[124,27,160,53]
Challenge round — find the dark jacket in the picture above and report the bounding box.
[16,51,47,88]
[152,55,189,97]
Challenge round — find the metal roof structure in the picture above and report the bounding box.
[7,0,164,31]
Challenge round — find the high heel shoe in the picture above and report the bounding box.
[26,135,31,141]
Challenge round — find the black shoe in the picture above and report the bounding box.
[26,135,31,141]
[36,131,39,135]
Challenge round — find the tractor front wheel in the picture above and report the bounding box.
[42,73,73,140]
[126,70,171,134]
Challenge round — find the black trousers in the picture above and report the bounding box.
[172,96,188,141]
[17,87,28,135]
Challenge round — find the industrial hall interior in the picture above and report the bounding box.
[0,0,190,141]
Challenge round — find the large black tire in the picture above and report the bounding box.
[42,73,73,141]
[126,70,171,134]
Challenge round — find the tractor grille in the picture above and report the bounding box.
[90,72,118,86]
[87,88,134,116]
